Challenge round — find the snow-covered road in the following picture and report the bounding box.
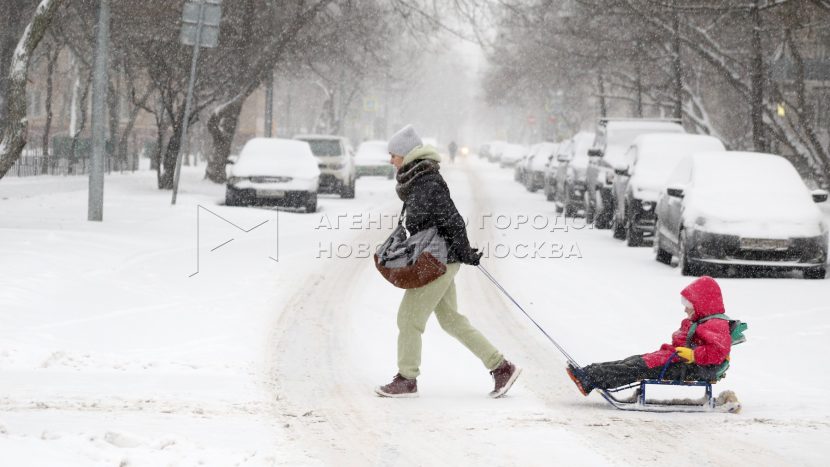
[1,158,828,465]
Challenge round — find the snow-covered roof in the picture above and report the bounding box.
[293,134,346,141]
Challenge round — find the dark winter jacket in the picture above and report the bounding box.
[396,147,479,265]
[642,276,732,369]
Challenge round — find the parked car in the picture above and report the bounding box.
[487,141,507,163]
[654,151,829,278]
[225,138,321,212]
[293,134,356,198]
[525,142,558,192]
[516,144,541,183]
[500,143,526,168]
[587,119,686,228]
[612,134,726,246]
[548,131,594,217]
[355,140,394,179]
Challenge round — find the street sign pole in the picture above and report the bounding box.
[172,0,222,205]
[171,1,205,205]
[88,0,109,221]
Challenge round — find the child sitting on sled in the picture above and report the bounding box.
[566,276,732,396]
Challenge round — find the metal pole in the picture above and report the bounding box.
[172,0,205,205]
[264,70,273,137]
[88,0,109,221]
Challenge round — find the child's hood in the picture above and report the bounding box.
[680,276,725,321]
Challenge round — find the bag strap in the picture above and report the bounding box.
[398,203,406,226]
[686,313,730,348]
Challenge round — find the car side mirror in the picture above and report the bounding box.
[614,166,630,176]
[812,189,829,203]
[588,148,603,158]
[667,185,685,199]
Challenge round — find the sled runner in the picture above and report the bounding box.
[597,379,741,413]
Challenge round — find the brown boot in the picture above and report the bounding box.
[375,373,418,398]
[489,359,521,398]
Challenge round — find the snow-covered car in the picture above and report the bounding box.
[547,131,594,217]
[293,134,356,198]
[487,140,507,163]
[499,143,527,168]
[654,151,829,278]
[525,142,558,192]
[588,119,686,228]
[225,138,321,212]
[355,140,393,179]
[612,134,726,246]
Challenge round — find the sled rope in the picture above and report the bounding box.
[477,264,580,368]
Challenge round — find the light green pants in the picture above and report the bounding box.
[397,262,504,379]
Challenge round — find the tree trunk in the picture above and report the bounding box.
[0,0,66,179]
[159,105,187,189]
[671,6,682,120]
[118,88,150,170]
[750,2,767,152]
[205,98,243,183]
[69,68,92,173]
[40,42,58,173]
[597,70,608,118]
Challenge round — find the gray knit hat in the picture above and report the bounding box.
[388,124,423,157]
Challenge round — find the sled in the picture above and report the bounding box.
[597,379,741,414]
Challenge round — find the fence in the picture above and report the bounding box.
[6,147,140,177]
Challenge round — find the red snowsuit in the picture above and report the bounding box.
[642,276,732,369]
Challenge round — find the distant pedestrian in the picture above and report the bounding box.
[448,140,458,163]
[375,125,521,398]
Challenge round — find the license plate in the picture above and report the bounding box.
[256,190,285,198]
[739,238,789,251]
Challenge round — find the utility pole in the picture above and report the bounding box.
[88,0,109,221]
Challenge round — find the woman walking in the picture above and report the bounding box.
[375,125,521,398]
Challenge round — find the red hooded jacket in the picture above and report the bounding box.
[642,276,732,369]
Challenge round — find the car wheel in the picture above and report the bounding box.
[804,267,827,279]
[545,182,555,201]
[612,211,626,240]
[678,230,699,276]
[626,215,643,247]
[654,221,672,265]
[563,189,577,218]
[594,191,613,229]
[341,177,356,199]
[305,193,317,213]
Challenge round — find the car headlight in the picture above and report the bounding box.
[641,201,655,211]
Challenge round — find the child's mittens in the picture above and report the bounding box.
[675,347,695,363]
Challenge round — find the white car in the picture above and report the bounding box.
[525,142,558,192]
[499,143,527,168]
[612,133,726,245]
[355,140,394,179]
[225,138,321,212]
[655,151,829,278]
[293,134,356,198]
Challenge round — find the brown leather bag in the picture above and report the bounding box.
[374,204,448,289]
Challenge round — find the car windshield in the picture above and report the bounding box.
[305,140,342,157]
[606,124,683,147]
[695,154,807,198]
[356,142,387,158]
